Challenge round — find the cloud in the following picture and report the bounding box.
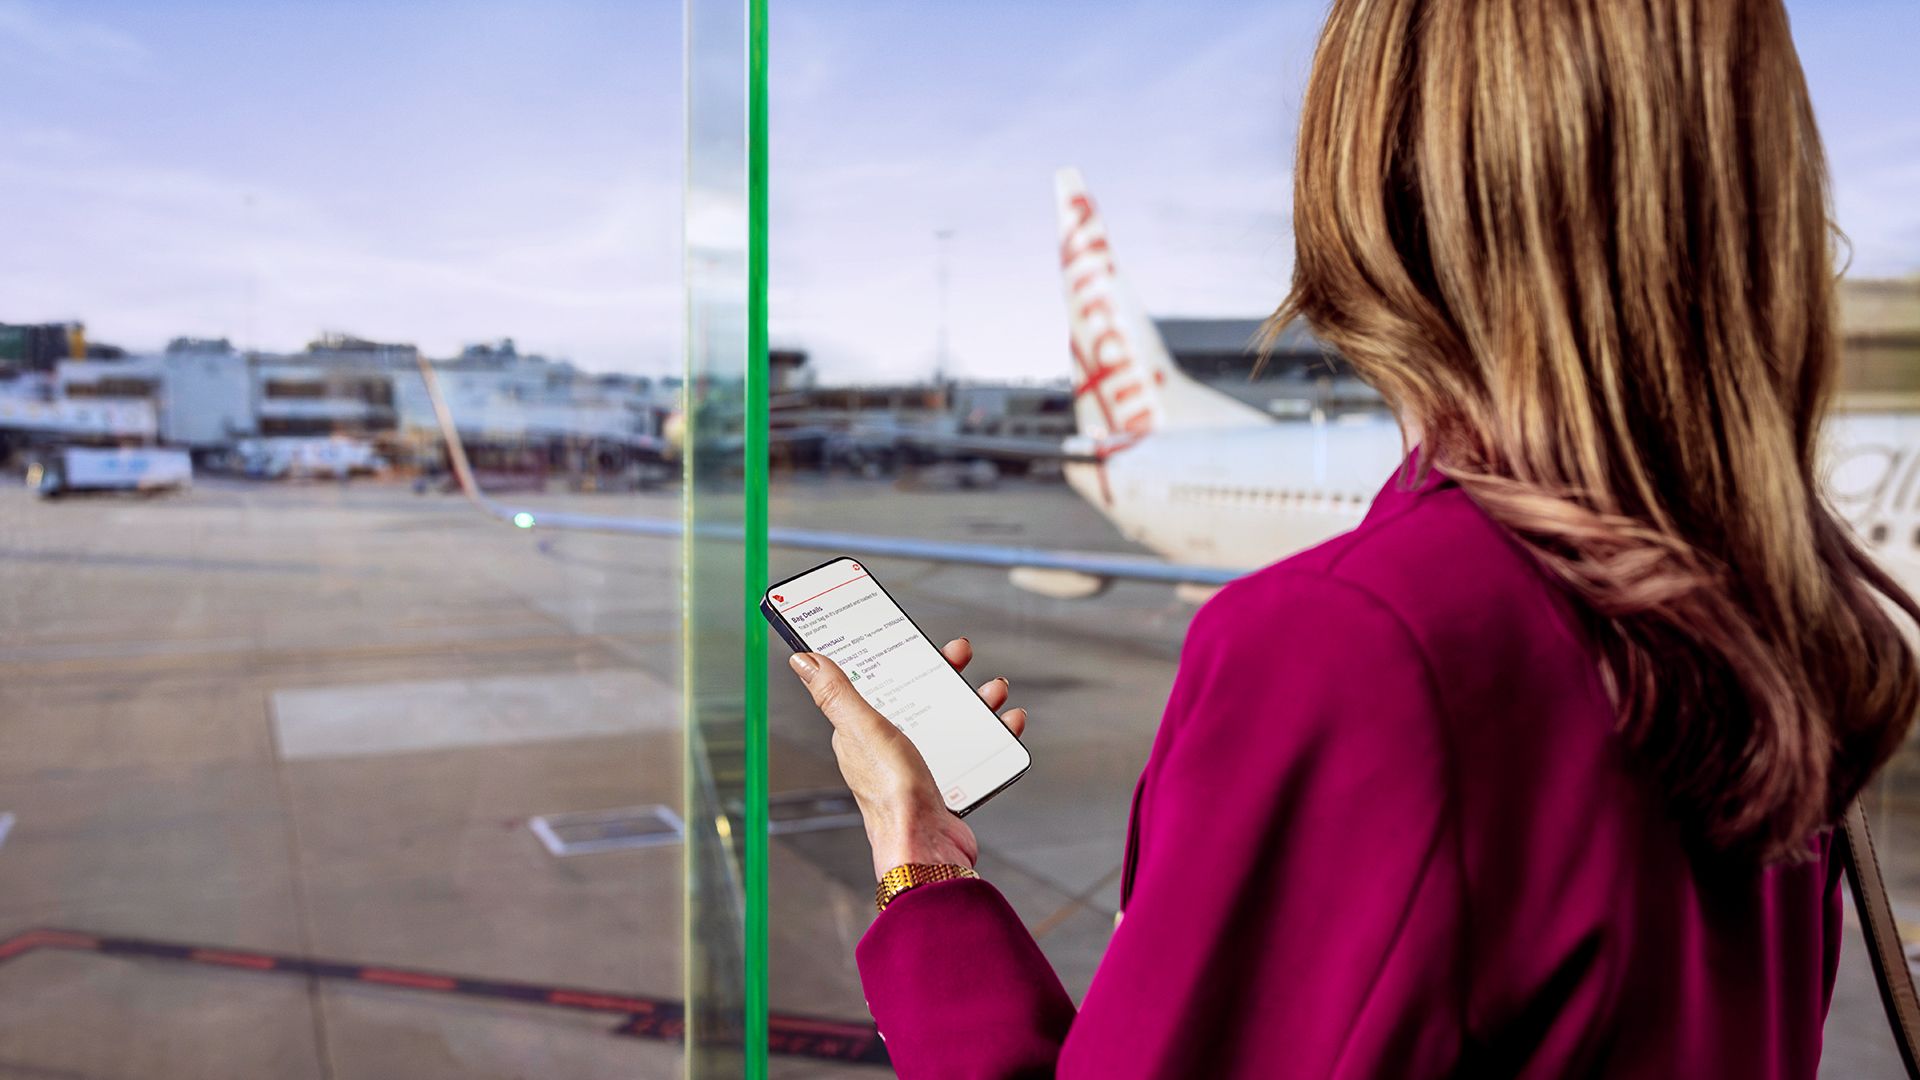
[0,150,683,372]
[3,0,1910,385]
[764,2,1320,382]
[0,1,148,74]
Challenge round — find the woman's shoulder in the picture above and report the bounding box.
[1216,481,1547,623]
[1170,482,1616,856]
[1192,481,1595,716]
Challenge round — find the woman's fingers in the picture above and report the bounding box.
[973,676,1025,737]
[978,675,1010,711]
[788,652,888,737]
[793,642,1028,743]
[940,637,973,672]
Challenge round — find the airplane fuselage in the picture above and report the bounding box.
[1066,412,1920,602]
[1065,417,1402,571]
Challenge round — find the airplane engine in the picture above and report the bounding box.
[1009,566,1111,600]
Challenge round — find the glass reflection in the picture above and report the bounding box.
[0,3,689,1077]
[761,3,1920,1078]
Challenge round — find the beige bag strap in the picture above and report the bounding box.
[1841,800,1920,1078]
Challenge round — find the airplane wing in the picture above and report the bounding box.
[415,356,1239,589]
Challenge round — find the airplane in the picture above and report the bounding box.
[1053,167,1402,573]
[420,168,1920,605]
[1046,166,1920,602]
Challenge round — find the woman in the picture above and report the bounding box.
[788,1,1920,1075]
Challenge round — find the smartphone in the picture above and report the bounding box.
[762,556,1031,816]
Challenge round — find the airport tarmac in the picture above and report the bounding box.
[0,474,1909,1078]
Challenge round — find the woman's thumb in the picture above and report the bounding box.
[789,652,867,728]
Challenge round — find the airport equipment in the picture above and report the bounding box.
[231,436,385,480]
[27,447,192,497]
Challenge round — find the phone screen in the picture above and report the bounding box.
[764,557,1031,815]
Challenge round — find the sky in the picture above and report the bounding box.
[1,0,1915,382]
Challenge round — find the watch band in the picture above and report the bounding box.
[876,863,979,912]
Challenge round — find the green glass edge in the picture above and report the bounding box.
[742,0,771,1074]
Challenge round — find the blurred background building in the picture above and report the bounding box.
[6,275,1918,484]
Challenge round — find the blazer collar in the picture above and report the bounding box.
[1362,449,1454,526]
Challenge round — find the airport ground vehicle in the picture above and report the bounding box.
[231,436,386,480]
[26,446,193,498]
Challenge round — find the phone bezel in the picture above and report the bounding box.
[761,555,1032,817]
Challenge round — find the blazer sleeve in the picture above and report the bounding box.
[855,568,1466,1078]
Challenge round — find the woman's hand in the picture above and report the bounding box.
[788,638,1027,882]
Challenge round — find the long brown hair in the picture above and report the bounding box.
[1273,0,1920,860]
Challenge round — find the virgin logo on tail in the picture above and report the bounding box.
[1060,190,1155,438]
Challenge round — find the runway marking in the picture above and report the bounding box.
[271,669,675,760]
[0,546,375,577]
[0,927,888,1065]
[0,630,623,682]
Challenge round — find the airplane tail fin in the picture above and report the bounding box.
[1055,168,1269,438]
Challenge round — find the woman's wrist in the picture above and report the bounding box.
[868,805,977,881]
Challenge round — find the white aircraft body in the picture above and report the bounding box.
[425,167,1920,605]
[1049,166,1920,601]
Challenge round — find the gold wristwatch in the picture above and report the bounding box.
[876,863,979,912]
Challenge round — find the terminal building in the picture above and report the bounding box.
[1839,277,1920,409]
[1,331,675,483]
[3,277,1914,479]
[1157,317,1382,418]
[1156,275,1920,417]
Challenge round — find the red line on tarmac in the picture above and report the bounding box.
[0,930,98,959]
[189,949,275,971]
[0,927,888,1066]
[359,968,457,991]
[549,989,652,1012]
[770,1016,879,1035]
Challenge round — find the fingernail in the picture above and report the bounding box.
[996,676,1010,689]
[789,653,817,680]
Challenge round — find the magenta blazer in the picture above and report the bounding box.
[857,463,1841,1078]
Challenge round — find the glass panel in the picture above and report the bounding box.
[759,4,1919,1079]
[1806,0,1920,1073]
[684,0,768,1076]
[0,4,690,1077]
[763,9,1252,1075]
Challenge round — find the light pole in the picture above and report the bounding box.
[934,228,954,387]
